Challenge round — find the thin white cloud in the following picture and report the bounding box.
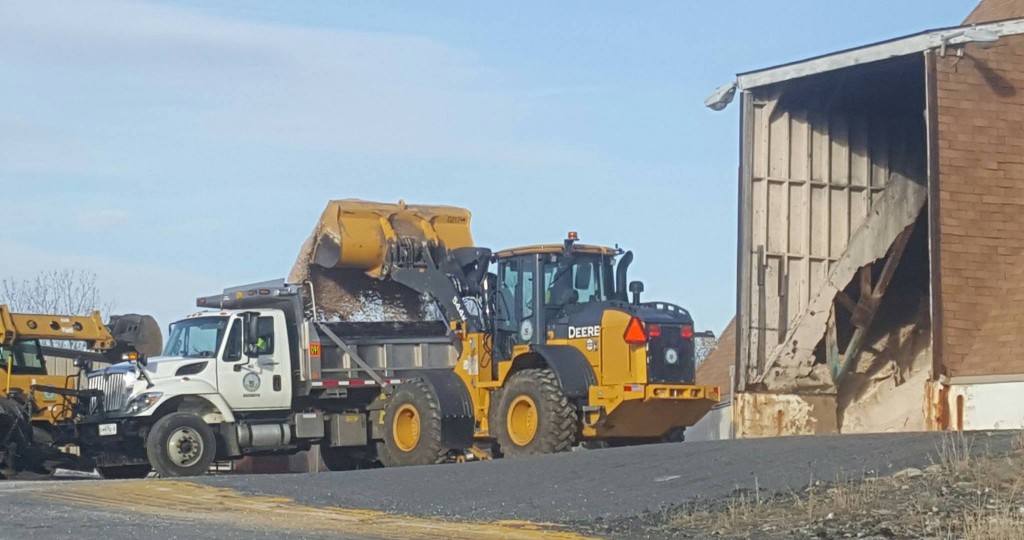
[0,0,596,166]
[0,117,97,174]
[75,209,134,231]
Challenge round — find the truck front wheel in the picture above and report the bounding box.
[378,380,447,467]
[495,368,578,457]
[146,413,217,477]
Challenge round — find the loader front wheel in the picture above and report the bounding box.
[146,413,216,478]
[378,380,447,467]
[496,368,578,457]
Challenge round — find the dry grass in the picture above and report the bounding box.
[936,430,976,471]
[665,431,1024,540]
[960,506,1024,540]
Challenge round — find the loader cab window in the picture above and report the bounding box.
[494,255,538,357]
[496,257,536,325]
[496,262,518,330]
[543,254,610,310]
[0,340,46,375]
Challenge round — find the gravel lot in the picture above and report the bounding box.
[0,431,1014,539]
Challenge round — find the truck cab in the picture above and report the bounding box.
[158,310,293,412]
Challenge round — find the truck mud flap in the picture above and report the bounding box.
[406,370,474,450]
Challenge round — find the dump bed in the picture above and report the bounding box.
[317,321,456,378]
[303,320,458,391]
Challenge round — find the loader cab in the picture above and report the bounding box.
[492,241,617,359]
[0,339,47,376]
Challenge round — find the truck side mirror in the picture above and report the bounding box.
[629,280,645,306]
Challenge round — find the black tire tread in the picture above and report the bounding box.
[496,368,579,457]
[319,440,378,472]
[378,379,448,467]
[98,465,152,479]
[145,412,216,478]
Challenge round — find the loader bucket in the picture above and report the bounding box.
[289,199,475,321]
[294,199,473,278]
[106,314,163,359]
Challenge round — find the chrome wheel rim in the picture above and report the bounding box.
[166,427,203,468]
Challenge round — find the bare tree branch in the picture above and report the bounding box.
[0,270,116,349]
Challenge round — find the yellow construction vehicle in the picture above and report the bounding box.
[300,200,720,461]
[71,199,718,477]
[0,305,160,477]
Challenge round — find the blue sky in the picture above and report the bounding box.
[1,1,972,332]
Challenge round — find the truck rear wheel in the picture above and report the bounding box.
[319,440,377,472]
[495,368,578,457]
[378,380,447,467]
[146,412,217,478]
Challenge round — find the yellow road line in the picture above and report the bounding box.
[33,479,596,540]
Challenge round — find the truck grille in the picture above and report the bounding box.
[86,372,131,413]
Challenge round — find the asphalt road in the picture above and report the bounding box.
[200,431,1014,523]
[0,431,1014,540]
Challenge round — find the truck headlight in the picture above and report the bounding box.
[124,392,163,414]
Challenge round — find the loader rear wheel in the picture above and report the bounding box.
[496,368,578,457]
[146,413,216,478]
[378,380,447,467]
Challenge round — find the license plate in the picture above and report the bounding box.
[98,423,117,436]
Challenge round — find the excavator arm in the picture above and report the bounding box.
[0,306,116,351]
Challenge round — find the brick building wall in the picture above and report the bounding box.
[965,0,1024,24]
[936,34,1024,376]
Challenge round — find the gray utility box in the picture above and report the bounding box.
[294,411,325,439]
[327,413,368,447]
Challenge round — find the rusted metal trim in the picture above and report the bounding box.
[736,90,754,393]
[924,50,945,381]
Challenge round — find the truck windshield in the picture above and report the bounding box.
[163,317,229,359]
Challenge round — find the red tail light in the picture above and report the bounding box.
[681,324,694,339]
[623,317,647,344]
[647,324,661,338]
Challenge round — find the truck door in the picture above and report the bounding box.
[218,312,291,411]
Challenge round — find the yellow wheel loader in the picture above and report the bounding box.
[0,305,160,478]
[301,200,720,461]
